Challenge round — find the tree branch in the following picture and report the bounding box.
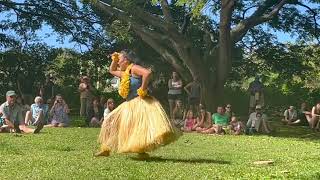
[294,2,319,40]
[160,0,174,23]
[231,0,287,43]
[97,0,175,34]
[180,13,191,34]
[242,5,258,19]
[131,24,191,80]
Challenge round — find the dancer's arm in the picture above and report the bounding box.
[109,59,123,78]
[131,65,152,90]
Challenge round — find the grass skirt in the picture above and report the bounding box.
[98,96,180,154]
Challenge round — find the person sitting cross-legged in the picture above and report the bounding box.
[194,104,212,132]
[282,106,301,125]
[246,105,271,134]
[47,94,70,127]
[228,116,245,135]
[0,91,44,133]
[200,106,229,135]
[25,96,48,126]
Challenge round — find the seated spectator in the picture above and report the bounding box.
[25,96,48,126]
[194,104,212,131]
[181,109,197,132]
[225,104,235,121]
[201,106,229,135]
[282,106,301,125]
[229,117,245,135]
[298,102,311,126]
[48,95,70,127]
[0,91,44,133]
[172,99,186,128]
[90,98,104,127]
[103,98,115,120]
[246,105,271,134]
[310,103,320,131]
[46,97,54,124]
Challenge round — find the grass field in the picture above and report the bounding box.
[1,119,320,179]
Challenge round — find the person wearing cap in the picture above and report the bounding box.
[0,91,44,133]
[282,106,300,125]
[248,76,264,113]
[79,76,93,125]
[246,105,271,134]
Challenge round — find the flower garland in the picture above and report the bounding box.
[137,87,148,98]
[118,63,133,99]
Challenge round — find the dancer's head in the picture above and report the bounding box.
[118,50,140,71]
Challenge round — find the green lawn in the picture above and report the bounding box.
[1,120,320,179]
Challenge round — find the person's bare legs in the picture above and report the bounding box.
[19,125,34,133]
[24,111,32,125]
[58,123,68,127]
[261,119,271,133]
[168,99,175,120]
[200,126,216,134]
[310,116,318,129]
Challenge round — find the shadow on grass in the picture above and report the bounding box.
[266,120,320,142]
[131,156,231,164]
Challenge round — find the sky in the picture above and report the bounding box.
[1,1,318,52]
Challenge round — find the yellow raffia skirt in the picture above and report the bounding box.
[98,96,180,154]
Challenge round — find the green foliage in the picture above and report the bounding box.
[1,123,320,179]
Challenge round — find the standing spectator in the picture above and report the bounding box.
[248,76,264,113]
[184,76,201,115]
[89,98,104,127]
[100,96,107,109]
[0,91,44,133]
[39,77,55,102]
[172,99,186,128]
[79,76,93,125]
[168,71,183,120]
[282,106,300,125]
[246,105,271,134]
[25,96,48,126]
[49,94,70,127]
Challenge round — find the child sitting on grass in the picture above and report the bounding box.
[229,116,245,135]
[181,109,197,132]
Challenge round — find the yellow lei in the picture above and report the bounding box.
[118,64,134,99]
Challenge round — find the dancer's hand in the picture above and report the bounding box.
[137,87,148,98]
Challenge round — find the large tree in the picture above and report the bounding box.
[1,0,319,109]
[88,0,319,109]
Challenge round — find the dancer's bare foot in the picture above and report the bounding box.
[95,150,110,157]
[95,145,111,157]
